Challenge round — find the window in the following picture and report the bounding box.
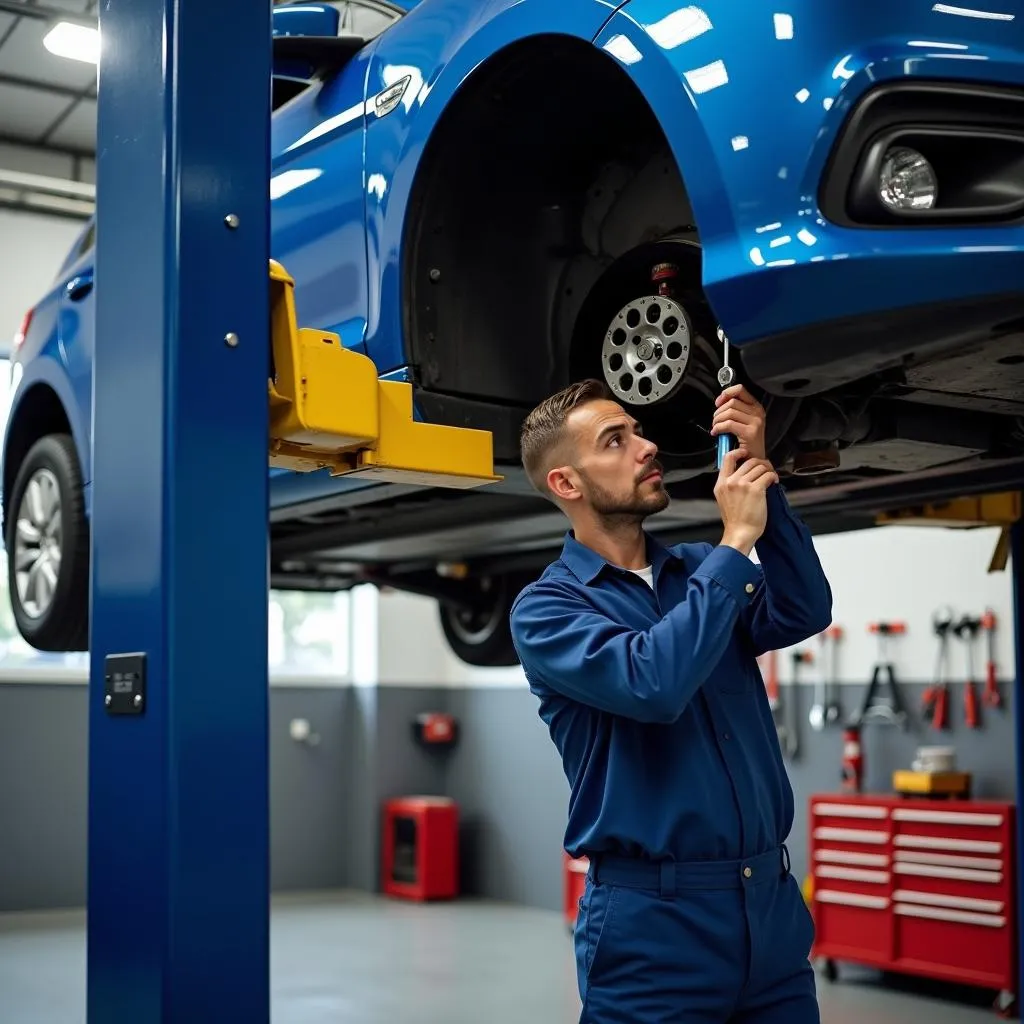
[330,1,402,39]
[0,356,354,683]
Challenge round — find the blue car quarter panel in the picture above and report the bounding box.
[509,485,832,864]
[600,1,1024,346]
[360,0,627,375]
[270,43,377,356]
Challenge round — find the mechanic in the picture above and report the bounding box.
[509,378,833,1023]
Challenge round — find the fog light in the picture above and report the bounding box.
[878,147,937,211]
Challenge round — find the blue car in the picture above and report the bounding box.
[5,0,1024,664]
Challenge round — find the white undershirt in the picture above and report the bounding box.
[629,565,655,589]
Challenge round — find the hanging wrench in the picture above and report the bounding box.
[809,642,826,732]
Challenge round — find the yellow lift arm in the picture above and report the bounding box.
[876,491,1021,571]
[267,260,501,489]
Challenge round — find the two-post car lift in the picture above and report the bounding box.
[85,1,1023,1021]
[86,2,497,1020]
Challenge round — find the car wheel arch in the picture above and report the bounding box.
[2,382,77,526]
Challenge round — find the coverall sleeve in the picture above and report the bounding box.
[741,484,834,656]
[509,544,761,724]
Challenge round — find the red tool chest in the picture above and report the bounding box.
[381,796,459,901]
[564,852,589,930]
[809,794,1017,1010]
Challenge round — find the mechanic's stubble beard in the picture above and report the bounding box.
[578,460,669,533]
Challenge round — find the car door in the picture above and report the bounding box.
[56,222,97,483]
[269,1,405,357]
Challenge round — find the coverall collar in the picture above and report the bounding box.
[560,528,683,586]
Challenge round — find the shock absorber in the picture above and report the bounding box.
[651,262,679,298]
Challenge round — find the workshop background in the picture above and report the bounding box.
[0,191,1018,909]
[0,7,1021,1021]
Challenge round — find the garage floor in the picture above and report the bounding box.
[0,891,1003,1023]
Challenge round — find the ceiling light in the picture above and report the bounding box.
[43,22,100,65]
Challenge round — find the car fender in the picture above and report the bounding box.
[362,0,628,369]
[3,355,91,494]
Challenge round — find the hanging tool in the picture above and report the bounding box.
[715,326,735,470]
[787,650,810,758]
[809,640,827,732]
[955,614,982,729]
[760,649,795,757]
[981,608,1002,708]
[853,622,909,729]
[821,626,843,726]
[923,608,953,731]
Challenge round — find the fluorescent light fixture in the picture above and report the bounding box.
[683,59,729,95]
[774,13,794,39]
[603,33,644,65]
[908,39,969,47]
[269,168,322,200]
[647,7,713,49]
[43,21,100,65]
[932,3,1014,18]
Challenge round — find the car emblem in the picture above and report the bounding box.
[375,75,412,118]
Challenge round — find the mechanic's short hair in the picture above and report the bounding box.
[520,378,612,497]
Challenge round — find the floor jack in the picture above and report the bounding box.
[853,622,909,729]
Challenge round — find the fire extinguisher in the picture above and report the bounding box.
[841,726,863,793]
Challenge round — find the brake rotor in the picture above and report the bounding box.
[601,294,693,406]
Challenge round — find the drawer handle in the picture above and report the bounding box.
[813,803,889,819]
[815,865,890,884]
[894,888,1004,914]
[895,835,1002,854]
[813,827,889,845]
[894,862,1003,884]
[815,889,889,910]
[892,809,1003,826]
[894,851,1003,871]
[815,850,889,868]
[895,904,1005,928]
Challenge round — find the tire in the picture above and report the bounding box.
[437,572,533,668]
[5,433,90,652]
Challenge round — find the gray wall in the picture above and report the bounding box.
[2,677,1016,915]
[0,681,451,913]
[443,677,1018,910]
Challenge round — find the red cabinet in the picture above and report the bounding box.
[809,794,1017,1010]
[564,853,589,930]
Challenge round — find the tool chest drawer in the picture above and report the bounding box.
[808,794,1017,1000]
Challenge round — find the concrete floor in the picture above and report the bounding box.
[0,891,1006,1023]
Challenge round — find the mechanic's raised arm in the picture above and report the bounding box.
[509,543,759,724]
[743,484,833,654]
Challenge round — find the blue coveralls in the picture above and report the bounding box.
[510,484,833,1023]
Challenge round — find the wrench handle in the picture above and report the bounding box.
[716,432,735,470]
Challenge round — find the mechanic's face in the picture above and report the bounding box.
[557,399,668,521]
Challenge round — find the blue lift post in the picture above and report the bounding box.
[88,1,271,1020]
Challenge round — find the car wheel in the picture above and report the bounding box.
[437,573,531,668]
[5,433,89,652]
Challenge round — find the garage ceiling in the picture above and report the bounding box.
[0,0,98,161]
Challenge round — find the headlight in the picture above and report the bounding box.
[878,146,937,212]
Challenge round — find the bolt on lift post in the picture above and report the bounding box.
[88,3,499,1021]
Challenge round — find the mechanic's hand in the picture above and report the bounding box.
[714,448,779,556]
[711,384,767,461]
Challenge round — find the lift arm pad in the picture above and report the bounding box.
[268,260,501,489]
